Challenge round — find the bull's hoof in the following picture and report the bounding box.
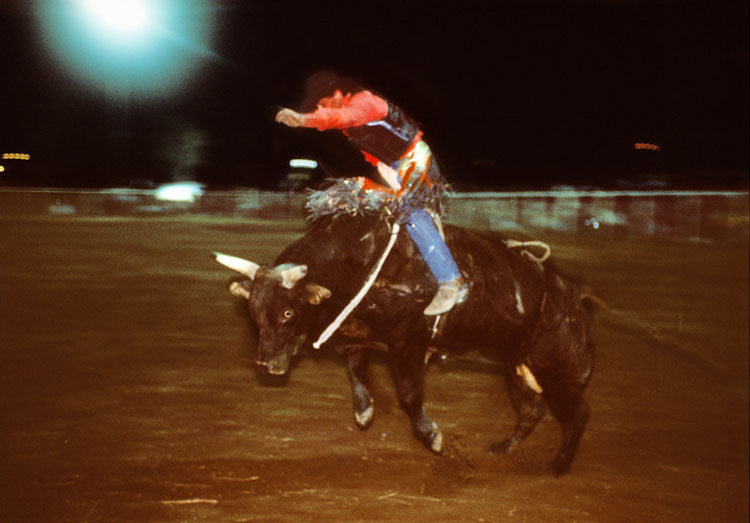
[488,438,517,455]
[430,427,444,454]
[257,360,289,376]
[354,401,374,430]
[551,453,573,476]
[417,421,443,454]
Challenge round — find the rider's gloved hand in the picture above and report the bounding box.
[275,108,305,127]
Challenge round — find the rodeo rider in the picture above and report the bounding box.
[275,83,468,315]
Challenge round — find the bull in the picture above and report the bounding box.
[213,214,595,475]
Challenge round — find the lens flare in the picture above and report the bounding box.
[34,0,216,99]
[79,0,150,38]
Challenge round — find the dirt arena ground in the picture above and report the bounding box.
[1,214,747,522]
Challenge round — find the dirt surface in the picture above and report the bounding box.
[1,215,748,522]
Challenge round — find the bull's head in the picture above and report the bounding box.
[213,252,332,375]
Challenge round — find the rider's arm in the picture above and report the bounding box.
[376,162,402,190]
[302,90,389,130]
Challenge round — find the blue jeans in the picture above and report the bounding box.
[405,209,461,283]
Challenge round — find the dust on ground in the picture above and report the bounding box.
[0,215,747,522]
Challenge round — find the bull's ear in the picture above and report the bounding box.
[279,264,308,289]
[305,283,332,305]
[228,280,252,299]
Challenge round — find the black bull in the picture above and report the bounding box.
[214,214,595,475]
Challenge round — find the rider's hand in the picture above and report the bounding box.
[376,162,402,190]
[275,108,305,127]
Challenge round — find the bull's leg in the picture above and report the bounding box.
[489,366,546,455]
[533,338,593,475]
[344,350,375,429]
[391,345,443,453]
[543,383,590,476]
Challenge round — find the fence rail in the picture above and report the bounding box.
[1,187,747,241]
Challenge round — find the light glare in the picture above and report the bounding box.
[82,0,149,35]
[35,0,216,99]
[289,159,318,169]
[154,182,204,203]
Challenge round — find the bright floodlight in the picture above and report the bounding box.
[35,0,216,99]
[81,0,150,39]
[74,0,155,50]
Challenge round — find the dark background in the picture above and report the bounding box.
[0,0,747,190]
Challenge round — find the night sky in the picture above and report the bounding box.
[0,1,747,190]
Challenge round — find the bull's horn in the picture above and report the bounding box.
[277,263,308,289]
[212,252,260,279]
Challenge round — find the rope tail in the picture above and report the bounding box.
[313,222,401,349]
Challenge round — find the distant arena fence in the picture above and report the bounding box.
[0,187,747,242]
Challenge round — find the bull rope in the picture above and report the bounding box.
[504,239,551,265]
[313,222,401,349]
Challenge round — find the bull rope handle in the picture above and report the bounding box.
[504,239,551,264]
[313,221,401,349]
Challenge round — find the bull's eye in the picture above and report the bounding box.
[280,308,295,323]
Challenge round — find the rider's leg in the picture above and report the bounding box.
[405,209,467,315]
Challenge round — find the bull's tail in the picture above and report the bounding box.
[580,291,608,315]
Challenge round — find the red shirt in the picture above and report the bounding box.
[301,90,389,131]
[300,89,426,192]
[301,89,424,169]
